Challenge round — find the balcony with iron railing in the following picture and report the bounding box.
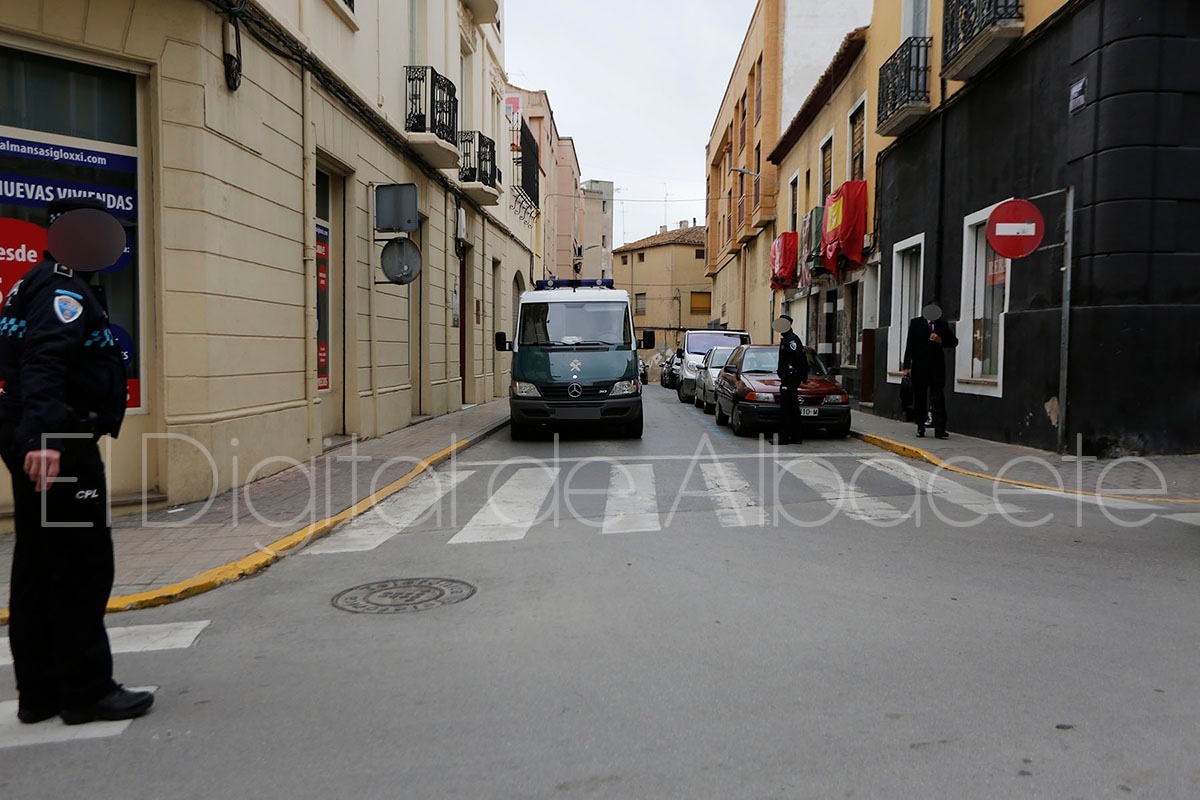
[458,131,501,205]
[943,0,1024,81]
[405,66,459,169]
[877,37,933,136]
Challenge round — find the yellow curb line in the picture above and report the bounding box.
[855,432,1200,505]
[0,424,503,627]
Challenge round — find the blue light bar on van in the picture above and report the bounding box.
[534,278,615,290]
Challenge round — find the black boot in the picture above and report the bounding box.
[61,686,154,725]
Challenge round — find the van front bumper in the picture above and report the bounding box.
[510,396,642,425]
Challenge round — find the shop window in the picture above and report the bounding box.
[956,205,1008,396]
[888,233,924,383]
[0,46,142,408]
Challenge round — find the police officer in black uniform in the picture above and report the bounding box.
[0,197,153,725]
[774,314,809,446]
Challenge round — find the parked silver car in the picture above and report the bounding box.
[693,346,735,414]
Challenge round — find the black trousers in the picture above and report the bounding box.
[2,429,117,710]
[911,380,947,434]
[778,381,803,443]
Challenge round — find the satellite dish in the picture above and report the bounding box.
[380,237,422,285]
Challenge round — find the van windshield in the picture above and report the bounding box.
[518,301,632,347]
[686,331,748,354]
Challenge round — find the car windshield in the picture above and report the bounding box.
[686,332,747,355]
[806,349,830,375]
[741,349,778,372]
[708,347,734,368]
[518,301,632,347]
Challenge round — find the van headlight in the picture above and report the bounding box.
[610,379,639,397]
[512,381,541,398]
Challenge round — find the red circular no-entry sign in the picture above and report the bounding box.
[986,199,1045,259]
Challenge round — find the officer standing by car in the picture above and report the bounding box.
[0,197,153,726]
[774,314,808,445]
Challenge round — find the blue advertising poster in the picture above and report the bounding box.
[0,126,141,407]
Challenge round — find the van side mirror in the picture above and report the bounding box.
[639,330,655,349]
[495,331,510,352]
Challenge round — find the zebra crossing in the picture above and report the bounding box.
[0,620,209,749]
[307,455,1052,551]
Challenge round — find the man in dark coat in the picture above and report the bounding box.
[0,197,153,725]
[774,314,809,445]
[902,303,958,439]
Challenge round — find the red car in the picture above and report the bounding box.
[713,344,851,437]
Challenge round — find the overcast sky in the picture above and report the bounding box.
[502,0,757,247]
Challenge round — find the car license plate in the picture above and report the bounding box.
[800,408,819,417]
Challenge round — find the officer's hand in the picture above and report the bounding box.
[24,449,61,493]
[902,368,911,376]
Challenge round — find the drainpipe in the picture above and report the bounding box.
[302,68,319,452]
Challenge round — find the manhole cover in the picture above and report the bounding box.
[331,578,476,614]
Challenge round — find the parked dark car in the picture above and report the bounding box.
[660,352,679,388]
[713,344,850,437]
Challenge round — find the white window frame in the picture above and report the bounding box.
[955,202,1010,398]
[845,92,868,182]
[887,232,925,384]
[902,0,931,38]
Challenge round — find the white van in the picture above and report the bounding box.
[675,329,752,403]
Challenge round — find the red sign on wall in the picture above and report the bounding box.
[986,199,1045,259]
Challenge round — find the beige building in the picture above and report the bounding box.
[612,223,710,364]
[580,179,613,280]
[704,0,874,346]
[768,26,882,403]
[504,86,581,282]
[0,0,540,507]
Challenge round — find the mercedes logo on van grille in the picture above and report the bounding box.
[331,578,476,614]
[567,383,584,398]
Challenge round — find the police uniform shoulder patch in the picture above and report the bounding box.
[789,341,798,350]
[53,294,84,324]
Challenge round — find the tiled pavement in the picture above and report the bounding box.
[0,398,511,605]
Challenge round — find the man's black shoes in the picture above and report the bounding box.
[916,428,925,438]
[61,686,154,725]
[935,431,949,439]
[17,704,57,724]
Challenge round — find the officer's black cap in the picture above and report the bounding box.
[779,314,793,323]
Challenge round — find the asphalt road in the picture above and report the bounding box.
[2,388,1199,799]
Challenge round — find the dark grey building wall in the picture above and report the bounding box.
[874,0,1200,454]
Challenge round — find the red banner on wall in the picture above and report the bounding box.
[769,231,799,290]
[820,180,868,280]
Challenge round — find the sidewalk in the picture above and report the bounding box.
[0,399,510,623]
[850,409,1200,503]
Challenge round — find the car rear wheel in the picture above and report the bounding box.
[703,398,715,414]
[715,401,729,426]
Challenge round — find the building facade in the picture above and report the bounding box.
[612,223,711,366]
[869,0,1200,454]
[768,26,883,404]
[580,179,613,280]
[0,0,541,507]
[704,0,873,345]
